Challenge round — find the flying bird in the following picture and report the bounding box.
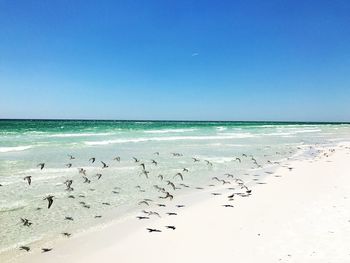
[44,195,54,209]
[166,180,176,190]
[37,163,45,170]
[23,176,31,185]
[159,192,173,200]
[138,200,150,206]
[101,161,109,168]
[21,218,32,227]
[147,228,161,233]
[89,157,96,163]
[136,216,150,220]
[166,212,177,216]
[174,173,184,180]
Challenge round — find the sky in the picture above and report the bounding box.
[0,0,349,121]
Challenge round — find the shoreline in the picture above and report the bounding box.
[6,142,350,263]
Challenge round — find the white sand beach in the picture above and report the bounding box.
[13,143,350,263]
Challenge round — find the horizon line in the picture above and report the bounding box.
[0,118,349,124]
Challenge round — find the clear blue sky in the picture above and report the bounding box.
[0,0,349,121]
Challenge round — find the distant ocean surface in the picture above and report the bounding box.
[1,120,350,256]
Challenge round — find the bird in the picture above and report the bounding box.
[41,248,52,253]
[132,157,139,163]
[101,161,109,168]
[159,192,173,200]
[89,157,96,163]
[83,176,91,183]
[113,156,121,162]
[66,163,72,168]
[183,168,189,172]
[174,173,184,180]
[158,174,164,180]
[95,215,102,218]
[140,163,146,170]
[165,225,176,230]
[192,158,200,162]
[102,202,110,206]
[136,216,150,220]
[37,163,45,170]
[23,176,31,185]
[138,200,150,206]
[62,232,71,237]
[140,170,149,178]
[148,211,161,217]
[151,160,158,166]
[205,160,213,166]
[19,246,30,252]
[212,177,220,182]
[147,228,161,233]
[228,193,235,198]
[166,212,177,216]
[166,180,176,190]
[21,218,32,227]
[220,179,231,185]
[65,216,74,221]
[78,168,86,176]
[222,204,234,208]
[68,154,75,160]
[44,195,54,209]
[225,173,234,178]
[96,173,102,180]
[234,157,241,163]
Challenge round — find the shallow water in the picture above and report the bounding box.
[1,120,350,254]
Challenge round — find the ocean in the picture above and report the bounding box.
[1,120,350,255]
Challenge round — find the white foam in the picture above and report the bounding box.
[85,133,256,145]
[46,132,116,138]
[143,128,197,134]
[0,146,33,153]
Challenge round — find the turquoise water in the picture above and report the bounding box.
[1,120,350,255]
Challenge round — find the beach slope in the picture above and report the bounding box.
[18,145,350,263]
